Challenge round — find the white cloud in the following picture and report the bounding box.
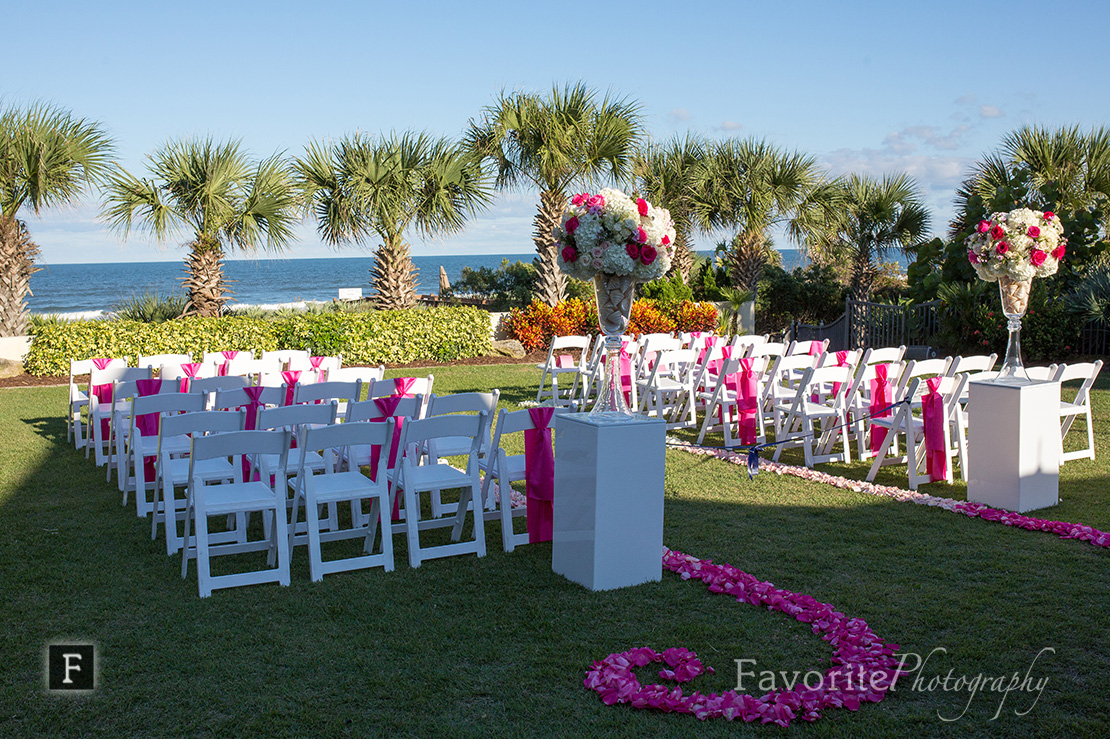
[715,121,742,132]
[979,105,1005,118]
[667,108,692,124]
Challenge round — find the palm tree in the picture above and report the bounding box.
[296,131,491,310]
[693,138,829,295]
[0,103,112,336]
[103,138,299,317]
[806,173,930,301]
[467,83,644,306]
[634,135,706,283]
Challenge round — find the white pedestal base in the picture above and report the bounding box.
[552,413,666,591]
[968,379,1060,513]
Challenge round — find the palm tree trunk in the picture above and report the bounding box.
[849,254,876,301]
[533,188,567,307]
[0,217,42,337]
[182,237,228,317]
[667,228,695,283]
[371,236,418,310]
[725,231,767,294]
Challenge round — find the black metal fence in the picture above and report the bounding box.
[790,299,941,352]
[1079,321,1110,356]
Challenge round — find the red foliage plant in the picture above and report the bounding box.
[508,299,718,351]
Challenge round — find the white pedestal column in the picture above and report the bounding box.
[552,414,666,591]
[967,380,1061,512]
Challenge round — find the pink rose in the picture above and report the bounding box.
[995,241,1009,255]
[636,197,649,217]
[640,245,658,265]
[571,192,589,206]
[587,194,605,212]
[1043,211,1055,220]
[968,251,979,264]
[1052,244,1066,260]
[625,243,640,260]
[662,234,671,246]
[1031,249,1047,266]
[565,215,579,234]
[977,220,992,234]
[637,226,647,244]
[1027,225,1040,238]
[990,225,1005,240]
[561,246,578,263]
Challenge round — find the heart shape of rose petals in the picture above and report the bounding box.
[583,548,904,726]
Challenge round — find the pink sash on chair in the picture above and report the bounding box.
[368,396,408,520]
[91,358,115,439]
[719,345,739,394]
[391,377,416,397]
[808,341,824,356]
[735,358,759,445]
[178,362,202,393]
[281,370,301,406]
[698,335,718,364]
[921,377,947,480]
[240,386,267,481]
[869,364,893,453]
[135,379,163,482]
[814,350,850,404]
[524,407,556,543]
[309,355,326,382]
[218,351,240,377]
[556,354,574,369]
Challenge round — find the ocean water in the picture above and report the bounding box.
[26,248,850,317]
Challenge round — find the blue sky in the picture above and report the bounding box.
[5,0,1109,264]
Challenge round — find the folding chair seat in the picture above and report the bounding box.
[390,413,488,567]
[67,358,126,449]
[180,429,293,597]
[866,374,968,489]
[153,410,245,555]
[120,388,205,517]
[480,407,572,552]
[287,421,395,581]
[695,355,768,448]
[636,348,699,429]
[535,335,591,406]
[1056,361,1103,462]
[423,391,500,517]
[773,365,856,467]
[88,366,152,467]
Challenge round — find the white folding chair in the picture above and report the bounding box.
[262,349,311,372]
[772,365,855,467]
[180,429,292,598]
[293,379,363,417]
[307,354,343,382]
[479,407,573,552]
[1056,360,1103,462]
[67,358,126,449]
[867,374,969,489]
[423,391,500,516]
[160,360,216,393]
[253,402,339,482]
[390,413,488,568]
[636,348,699,429]
[211,386,286,416]
[227,356,281,384]
[108,378,180,489]
[189,375,251,409]
[865,346,907,365]
[535,335,591,406]
[635,335,682,382]
[88,366,152,467]
[120,390,205,517]
[153,409,245,556]
[368,375,434,417]
[789,339,829,356]
[328,365,385,396]
[695,355,768,448]
[848,360,908,463]
[287,420,395,581]
[203,350,254,376]
[761,353,818,435]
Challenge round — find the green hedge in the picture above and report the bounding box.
[24,307,492,376]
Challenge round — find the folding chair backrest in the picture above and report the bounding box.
[1057,360,1102,389]
[866,346,907,365]
[948,354,998,375]
[113,376,170,402]
[189,429,290,472]
[789,339,828,356]
[397,413,486,457]
[227,356,280,379]
[803,365,855,406]
[1023,365,1060,381]
[749,341,788,359]
[138,354,193,370]
[72,357,126,383]
[345,395,424,423]
[492,406,573,442]
[202,350,254,365]
[212,386,286,411]
[293,380,362,405]
[368,375,434,406]
[898,357,953,401]
[191,375,250,396]
[159,409,245,439]
[131,390,205,424]
[327,365,384,388]
[255,401,338,432]
[90,365,150,391]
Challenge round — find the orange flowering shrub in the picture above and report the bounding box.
[508,298,718,350]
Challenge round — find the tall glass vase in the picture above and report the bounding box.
[589,272,637,420]
[996,274,1032,384]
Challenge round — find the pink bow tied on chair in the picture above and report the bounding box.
[240,386,267,481]
[281,370,301,406]
[921,377,947,481]
[736,358,759,445]
[90,358,115,440]
[368,395,407,521]
[524,407,556,543]
[218,350,239,377]
[179,362,202,393]
[392,377,416,397]
[135,379,163,482]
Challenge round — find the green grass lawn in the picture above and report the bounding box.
[1,365,1108,738]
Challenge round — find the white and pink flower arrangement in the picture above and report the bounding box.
[555,188,676,282]
[964,207,1066,283]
